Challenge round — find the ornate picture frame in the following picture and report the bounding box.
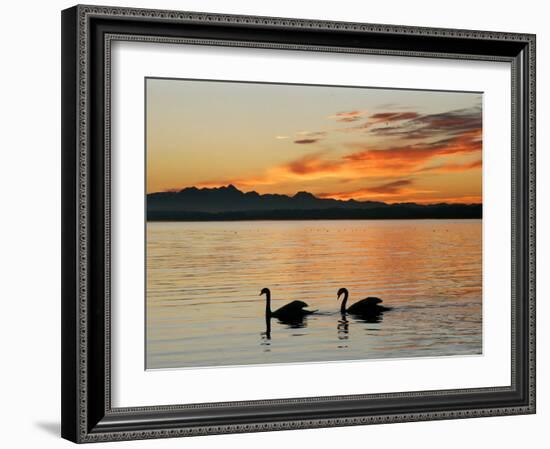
[61,4,535,443]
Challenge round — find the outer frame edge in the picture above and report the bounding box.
[61,5,81,444]
[66,4,536,443]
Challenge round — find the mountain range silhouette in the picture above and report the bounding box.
[147,185,482,221]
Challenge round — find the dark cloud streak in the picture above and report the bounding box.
[294,138,319,144]
[368,107,482,140]
[365,179,413,194]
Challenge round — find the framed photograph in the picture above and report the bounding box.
[61,4,536,443]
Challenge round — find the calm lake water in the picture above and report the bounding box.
[146,219,482,369]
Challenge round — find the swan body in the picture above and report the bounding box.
[338,288,391,316]
[260,288,316,322]
[271,300,312,319]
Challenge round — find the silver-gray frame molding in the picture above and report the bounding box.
[61,4,536,443]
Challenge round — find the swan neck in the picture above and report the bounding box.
[265,291,271,316]
[340,291,348,313]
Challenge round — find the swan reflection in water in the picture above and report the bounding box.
[337,315,349,340]
[353,313,384,324]
[336,312,383,341]
[261,316,272,348]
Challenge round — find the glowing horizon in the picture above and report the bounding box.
[146,78,482,204]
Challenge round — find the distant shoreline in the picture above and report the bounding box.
[147,206,482,222]
[147,185,482,221]
[147,217,483,223]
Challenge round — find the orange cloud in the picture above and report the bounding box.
[320,188,481,204]
[328,110,368,122]
[344,128,481,175]
[196,153,343,190]
[418,159,482,174]
[189,106,482,204]
[195,128,481,197]
[284,152,341,175]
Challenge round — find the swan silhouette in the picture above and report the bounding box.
[260,288,316,324]
[338,287,391,317]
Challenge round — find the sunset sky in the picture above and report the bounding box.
[146,78,482,204]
